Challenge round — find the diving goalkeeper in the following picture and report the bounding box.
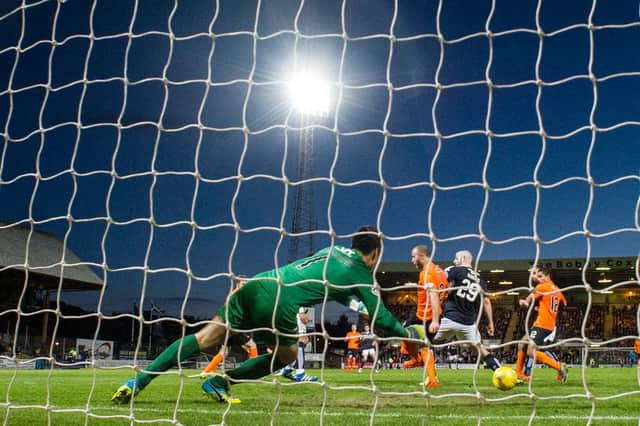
[111,226,424,404]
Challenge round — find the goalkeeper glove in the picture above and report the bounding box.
[349,299,369,316]
[405,324,426,341]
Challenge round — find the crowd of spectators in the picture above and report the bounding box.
[555,304,606,340]
[511,303,607,341]
[612,305,637,336]
[478,307,512,340]
[387,301,635,344]
[387,303,415,324]
[386,303,513,341]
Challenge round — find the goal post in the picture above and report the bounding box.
[1,0,639,424]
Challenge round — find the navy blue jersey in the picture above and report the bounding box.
[442,265,488,326]
[360,331,374,350]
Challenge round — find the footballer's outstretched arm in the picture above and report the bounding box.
[483,297,495,337]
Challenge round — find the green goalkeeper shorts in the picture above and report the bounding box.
[217,280,299,347]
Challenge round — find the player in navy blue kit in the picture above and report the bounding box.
[433,250,501,371]
[358,323,378,372]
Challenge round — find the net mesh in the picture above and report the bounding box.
[1,0,639,424]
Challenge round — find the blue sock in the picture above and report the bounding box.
[484,354,501,371]
[525,357,534,376]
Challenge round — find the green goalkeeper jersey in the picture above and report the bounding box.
[219,245,406,344]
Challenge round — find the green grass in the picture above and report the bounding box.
[1,367,639,425]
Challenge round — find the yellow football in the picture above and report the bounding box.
[492,366,518,391]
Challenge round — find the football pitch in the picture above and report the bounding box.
[1,367,639,425]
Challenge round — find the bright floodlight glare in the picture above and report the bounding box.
[289,74,330,116]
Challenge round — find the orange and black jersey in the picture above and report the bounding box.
[416,263,448,322]
[532,280,566,331]
[346,331,361,350]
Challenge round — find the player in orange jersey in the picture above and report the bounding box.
[400,245,448,387]
[515,265,568,383]
[635,339,640,366]
[344,324,361,371]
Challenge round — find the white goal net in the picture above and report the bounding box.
[1,0,639,424]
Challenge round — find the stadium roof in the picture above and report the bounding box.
[0,222,102,291]
[377,256,639,293]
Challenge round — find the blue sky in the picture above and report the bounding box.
[0,0,638,319]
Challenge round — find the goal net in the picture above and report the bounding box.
[1,0,639,424]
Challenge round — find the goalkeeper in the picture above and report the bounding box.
[111,226,424,404]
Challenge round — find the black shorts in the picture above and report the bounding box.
[227,333,252,347]
[528,327,554,346]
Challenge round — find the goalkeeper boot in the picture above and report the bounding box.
[516,375,530,385]
[111,378,139,404]
[293,370,318,382]
[202,377,241,404]
[557,363,568,383]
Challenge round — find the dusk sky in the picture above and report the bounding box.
[0,0,638,319]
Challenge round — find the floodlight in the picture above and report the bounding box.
[288,73,330,116]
